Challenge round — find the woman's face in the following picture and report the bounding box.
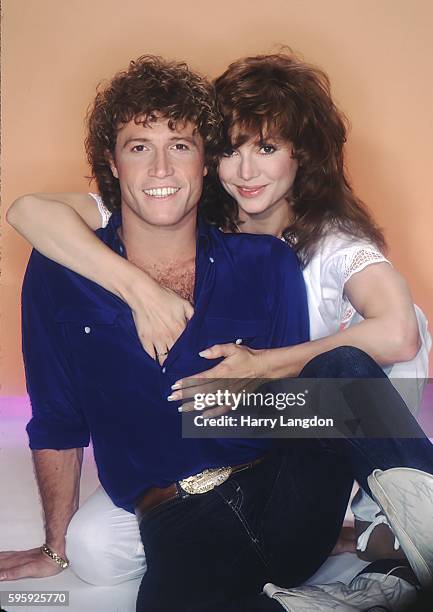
[218,136,298,216]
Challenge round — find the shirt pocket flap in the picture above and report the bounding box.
[205,317,267,342]
[55,306,119,325]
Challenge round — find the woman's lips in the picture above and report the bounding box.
[236,185,266,198]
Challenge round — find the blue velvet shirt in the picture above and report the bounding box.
[22,213,309,512]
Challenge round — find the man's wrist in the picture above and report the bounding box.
[41,543,69,569]
[45,538,67,558]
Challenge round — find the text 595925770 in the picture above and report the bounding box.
[0,591,69,607]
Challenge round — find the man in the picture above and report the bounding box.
[0,56,310,608]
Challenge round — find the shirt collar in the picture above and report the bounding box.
[100,208,214,258]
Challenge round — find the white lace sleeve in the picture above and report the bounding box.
[88,193,112,228]
[340,247,390,324]
[341,248,389,286]
[318,235,390,328]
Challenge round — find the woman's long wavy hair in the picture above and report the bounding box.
[85,55,222,211]
[206,52,386,264]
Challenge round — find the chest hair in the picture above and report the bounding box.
[132,257,196,302]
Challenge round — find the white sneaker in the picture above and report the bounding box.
[264,583,359,611]
[368,467,433,588]
[264,568,416,611]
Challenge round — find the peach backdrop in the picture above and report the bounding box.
[1,0,432,395]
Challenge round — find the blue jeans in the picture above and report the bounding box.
[136,347,433,611]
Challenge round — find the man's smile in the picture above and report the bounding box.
[142,187,181,199]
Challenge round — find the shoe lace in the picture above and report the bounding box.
[357,514,401,552]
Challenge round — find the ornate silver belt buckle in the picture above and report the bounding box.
[179,467,233,494]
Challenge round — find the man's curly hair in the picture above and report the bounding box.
[85,55,222,211]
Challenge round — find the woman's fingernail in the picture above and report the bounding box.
[171,383,181,390]
[167,395,176,401]
[177,406,183,413]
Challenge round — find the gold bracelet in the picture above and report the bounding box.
[40,544,69,569]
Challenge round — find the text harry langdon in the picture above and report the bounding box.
[193,414,334,429]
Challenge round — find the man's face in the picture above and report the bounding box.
[110,117,207,227]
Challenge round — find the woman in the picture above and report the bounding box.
[7,52,431,589]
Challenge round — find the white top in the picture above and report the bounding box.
[93,192,112,229]
[301,230,390,340]
[301,230,431,412]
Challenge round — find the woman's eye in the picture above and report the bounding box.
[222,148,237,157]
[172,143,189,150]
[259,144,277,154]
[131,144,145,152]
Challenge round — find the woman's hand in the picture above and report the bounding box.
[128,278,194,363]
[169,343,267,414]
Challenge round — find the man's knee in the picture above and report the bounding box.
[66,506,144,586]
[301,346,384,379]
[66,511,117,585]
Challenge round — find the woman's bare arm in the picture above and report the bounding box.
[248,262,419,378]
[257,262,420,378]
[7,193,193,359]
[171,262,421,403]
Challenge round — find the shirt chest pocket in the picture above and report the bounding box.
[201,317,268,349]
[55,307,134,387]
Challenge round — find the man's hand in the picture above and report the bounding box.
[0,449,80,582]
[0,548,64,581]
[31,449,81,571]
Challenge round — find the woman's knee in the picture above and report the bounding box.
[300,346,384,379]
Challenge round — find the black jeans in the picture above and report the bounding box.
[136,347,433,611]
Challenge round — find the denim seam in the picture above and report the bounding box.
[230,480,244,511]
[215,485,269,569]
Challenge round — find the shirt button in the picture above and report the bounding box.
[162,367,166,374]
[209,257,215,263]
[235,338,242,345]
[84,326,91,334]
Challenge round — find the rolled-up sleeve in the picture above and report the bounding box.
[22,252,90,450]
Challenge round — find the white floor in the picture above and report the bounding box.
[0,396,375,612]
